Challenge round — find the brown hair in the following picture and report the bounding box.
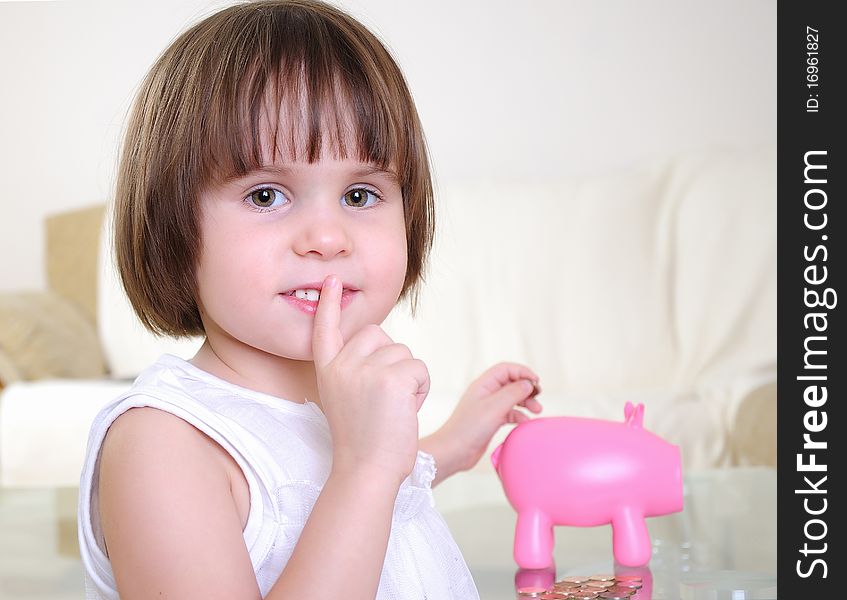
[115,0,434,337]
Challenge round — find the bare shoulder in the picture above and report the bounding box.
[100,406,232,479]
[102,405,208,453]
[99,407,237,513]
[98,407,259,599]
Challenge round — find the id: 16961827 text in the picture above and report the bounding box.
[806,26,820,113]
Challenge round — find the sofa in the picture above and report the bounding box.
[0,144,776,491]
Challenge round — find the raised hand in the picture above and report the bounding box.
[424,362,542,480]
[312,274,430,486]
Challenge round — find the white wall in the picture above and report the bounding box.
[0,0,776,292]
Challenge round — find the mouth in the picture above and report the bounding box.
[283,289,322,302]
[281,282,359,303]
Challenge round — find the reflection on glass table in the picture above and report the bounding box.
[0,467,775,599]
[435,467,776,600]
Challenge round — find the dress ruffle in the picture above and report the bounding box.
[394,451,437,523]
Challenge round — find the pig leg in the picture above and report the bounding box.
[611,506,652,566]
[514,508,554,569]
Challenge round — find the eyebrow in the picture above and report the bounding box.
[352,165,400,185]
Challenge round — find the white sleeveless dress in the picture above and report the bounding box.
[77,354,480,599]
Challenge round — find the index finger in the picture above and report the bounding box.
[480,362,540,393]
[311,274,343,367]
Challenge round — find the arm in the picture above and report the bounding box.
[420,362,543,487]
[419,428,467,487]
[100,408,405,600]
[98,408,262,599]
[267,465,400,599]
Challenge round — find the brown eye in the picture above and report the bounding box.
[247,188,284,209]
[343,188,379,208]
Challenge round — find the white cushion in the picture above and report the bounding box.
[0,379,131,487]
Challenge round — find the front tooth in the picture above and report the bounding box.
[293,289,321,301]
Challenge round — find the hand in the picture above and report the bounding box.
[436,362,542,473]
[312,275,430,486]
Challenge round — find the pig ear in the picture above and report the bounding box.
[491,444,503,470]
[624,402,645,428]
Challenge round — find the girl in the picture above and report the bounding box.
[78,1,542,598]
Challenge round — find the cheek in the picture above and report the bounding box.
[356,212,408,313]
[199,218,273,277]
[379,216,409,291]
[194,223,266,309]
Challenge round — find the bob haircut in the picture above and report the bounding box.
[115,0,434,337]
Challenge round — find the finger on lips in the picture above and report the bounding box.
[312,274,343,367]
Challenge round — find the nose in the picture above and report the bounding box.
[291,202,352,259]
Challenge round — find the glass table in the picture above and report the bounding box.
[0,467,775,599]
[438,467,777,600]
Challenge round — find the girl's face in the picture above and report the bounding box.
[193,145,408,363]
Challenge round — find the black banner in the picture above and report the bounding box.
[778,1,845,596]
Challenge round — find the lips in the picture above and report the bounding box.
[280,281,360,296]
[280,285,359,314]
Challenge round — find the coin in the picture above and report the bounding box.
[525,572,639,600]
[598,592,632,600]
[606,585,636,595]
[518,586,548,597]
[568,592,599,600]
[611,580,642,589]
[585,581,614,589]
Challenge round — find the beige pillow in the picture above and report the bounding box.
[0,291,107,385]
[728,380,777,467]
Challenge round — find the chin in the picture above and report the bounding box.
[256,304,396,362]
[258,340,315,363]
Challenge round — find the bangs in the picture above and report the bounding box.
[194,3,411,185]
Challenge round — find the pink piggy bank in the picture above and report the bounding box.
[491,402,683,568]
